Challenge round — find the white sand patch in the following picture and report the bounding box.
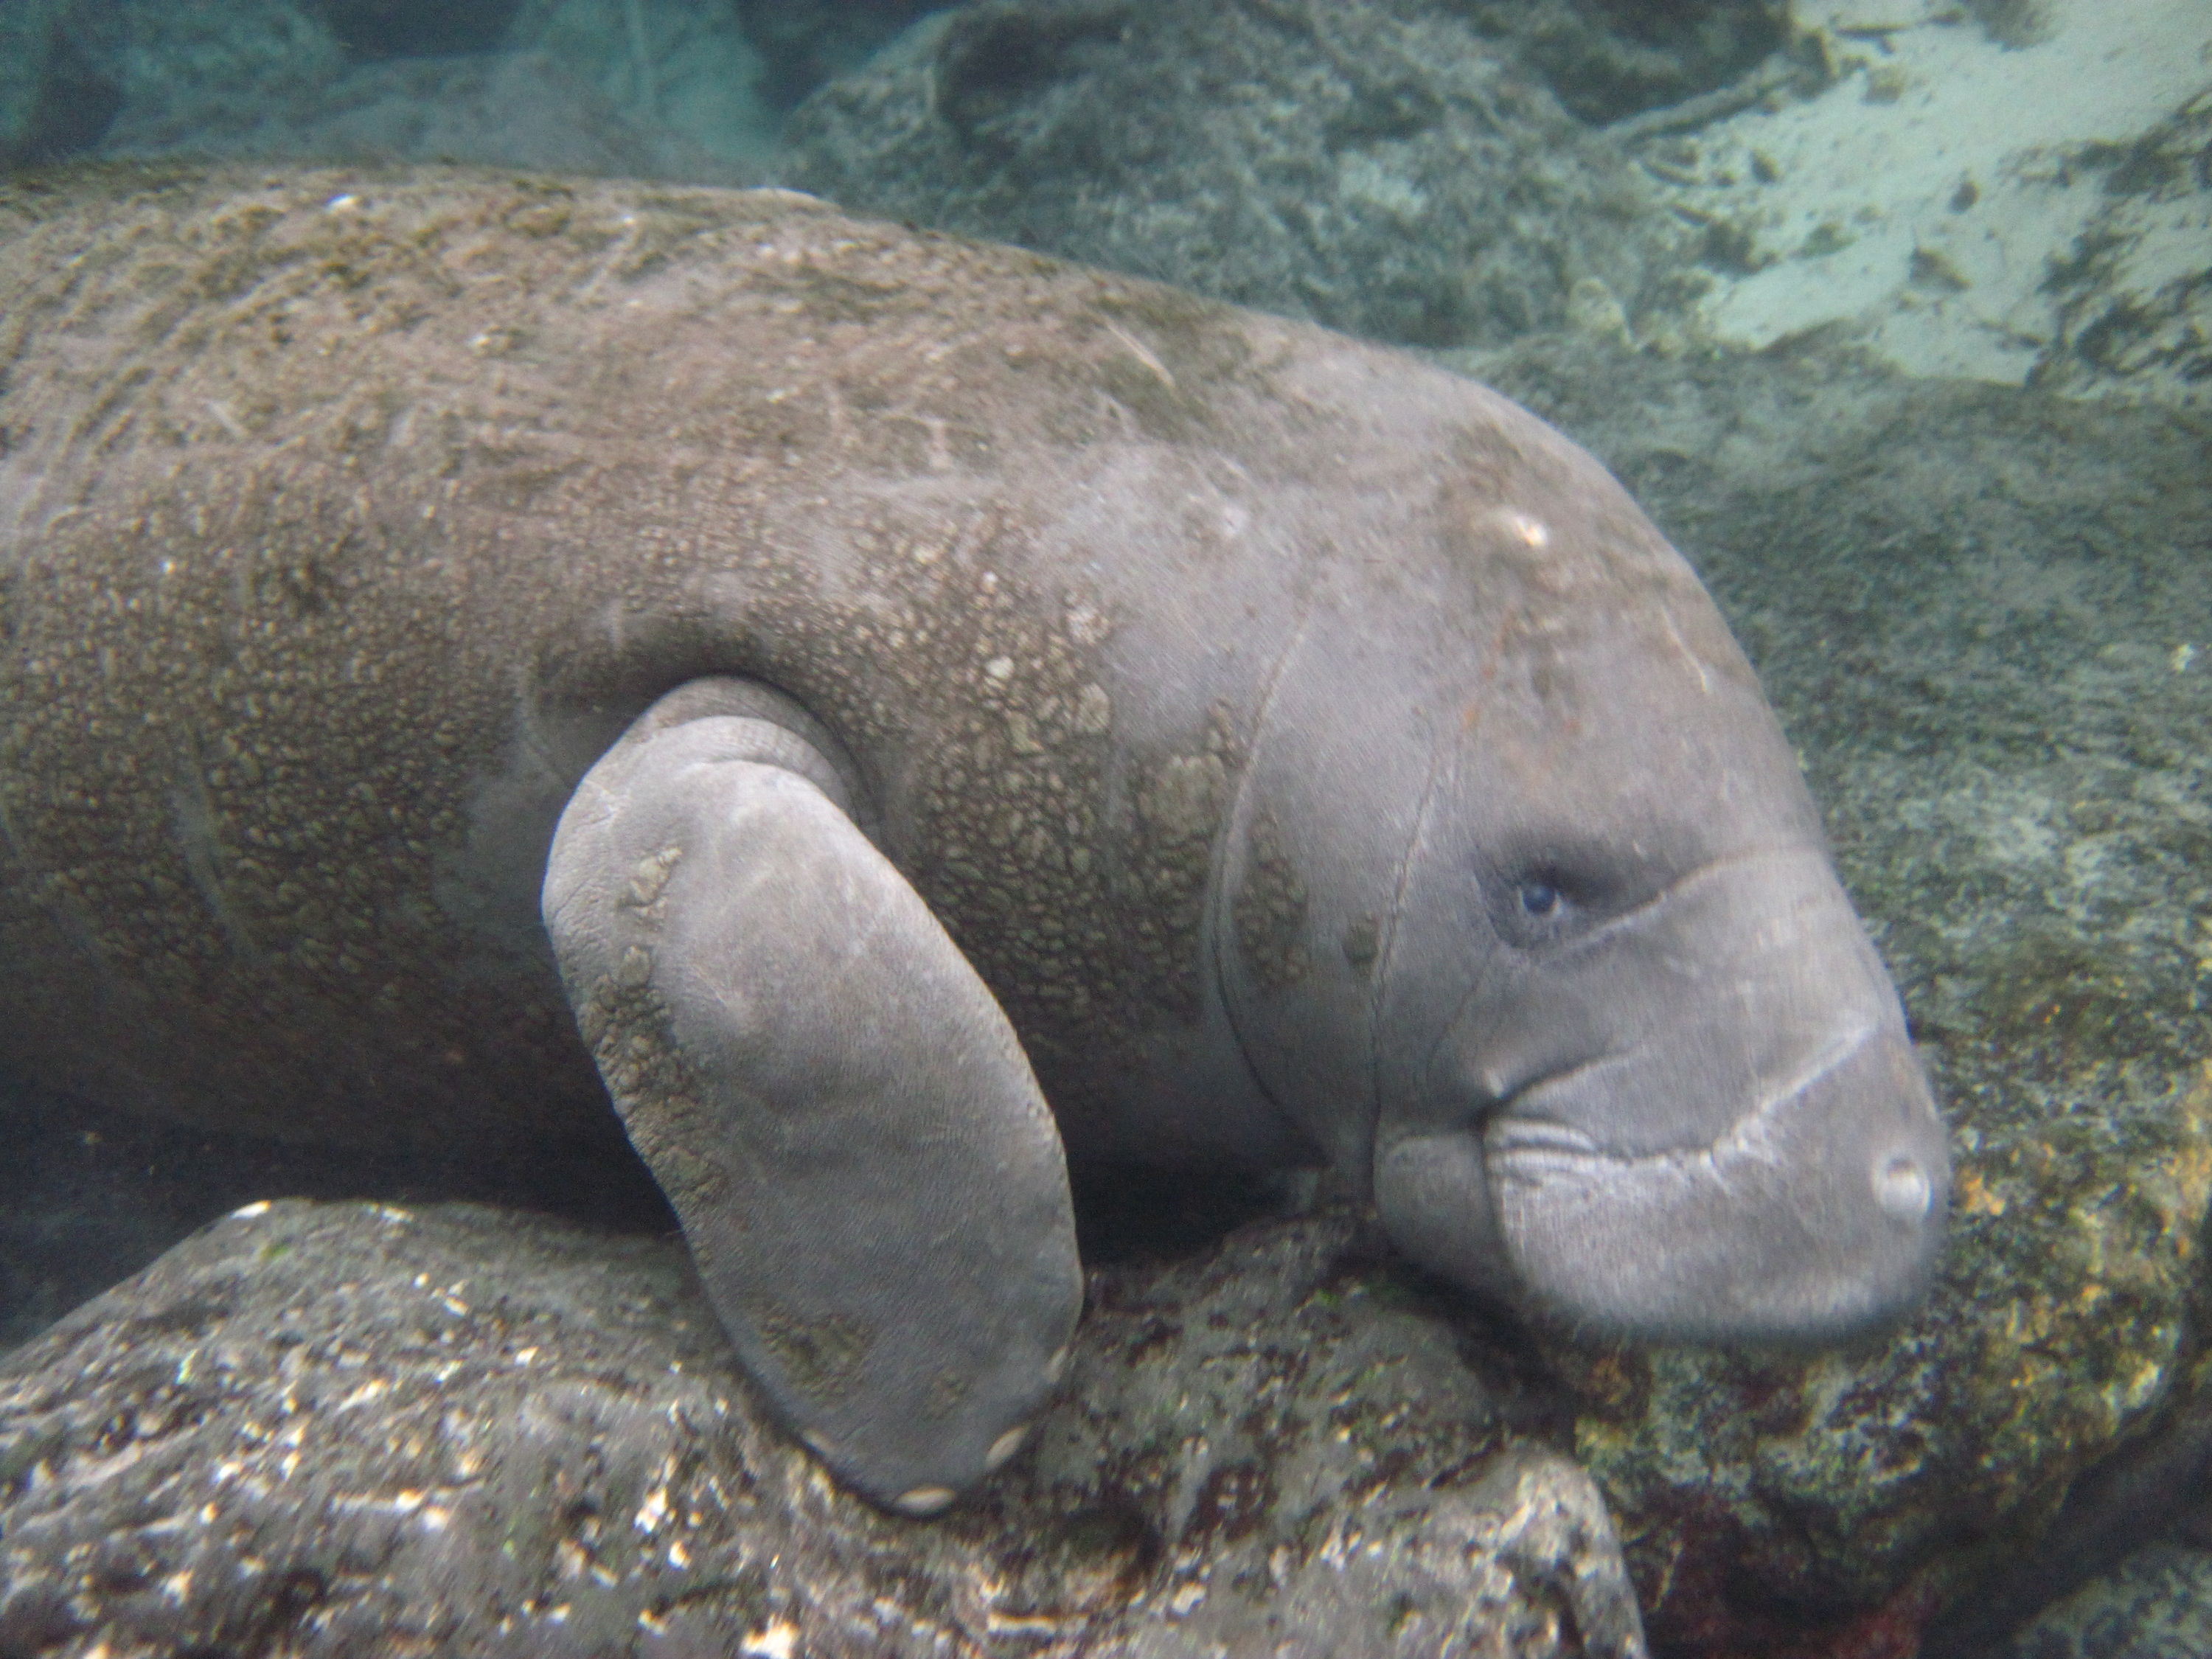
[1644,0,2212,401]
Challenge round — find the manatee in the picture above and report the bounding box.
[0,166,1948,1512]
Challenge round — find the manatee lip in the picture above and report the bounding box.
[1484,1114,1604,1158]
[1484,1023,1885,1169]
[1475,1049,1624,1159]
[1453,1023,1947,1343]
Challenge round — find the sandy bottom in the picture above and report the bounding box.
[1645,0,2212,402]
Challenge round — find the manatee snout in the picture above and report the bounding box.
[1375,848,1950,1343]
[1481,1023,1947,1342]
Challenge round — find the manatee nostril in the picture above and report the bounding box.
[1872,1152,1934,1223]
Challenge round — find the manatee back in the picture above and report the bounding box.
[0,163,1714,1172]
[0,166,1339,1152]
[0,169,630,1144]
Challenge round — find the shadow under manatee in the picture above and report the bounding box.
[0,1069,675,1354]
[1069,1161,1308,1265]
[1,1079,1333,1354]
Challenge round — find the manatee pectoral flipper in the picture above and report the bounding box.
[541,679,1082,1514]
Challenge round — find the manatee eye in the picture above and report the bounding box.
[1517,879,1562,918]
[1493,853,1609,947]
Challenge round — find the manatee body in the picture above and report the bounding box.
[0,167,1947,1511]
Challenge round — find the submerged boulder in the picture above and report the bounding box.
[0,1197,1644,1658]
[776,0,1694,351]
[0,0,122,167]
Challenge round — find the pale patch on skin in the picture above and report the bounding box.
[1499,509,1551,549]
[985,1424,1030,1471]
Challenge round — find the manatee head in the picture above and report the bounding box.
[1213,417,1949,1345]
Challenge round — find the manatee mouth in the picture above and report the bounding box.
[1486,1022,1879,1163]
[1477,1053,1630,1159]
[1375,1021,1949,1346]
[1374,841,1950,1344]
[1478,1022,1947,1343]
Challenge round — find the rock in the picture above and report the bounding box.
[2031,87,2212,410]
[501,0,781,169]
[775,0,1695,350]
[105,50,760,184]
[6,0,777,180]
[0,0,123,167]
[1996,1544,2212,1659]
[0,1198,1646,1658]
[1465,333,2212,1654]
[734,0,948,112]
[1925,1346,2212,1655]
[307,0,525,60]
[91,0,352,158]
[1455,0,1791,126]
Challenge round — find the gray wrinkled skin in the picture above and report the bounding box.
[0,164,1947,1507]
